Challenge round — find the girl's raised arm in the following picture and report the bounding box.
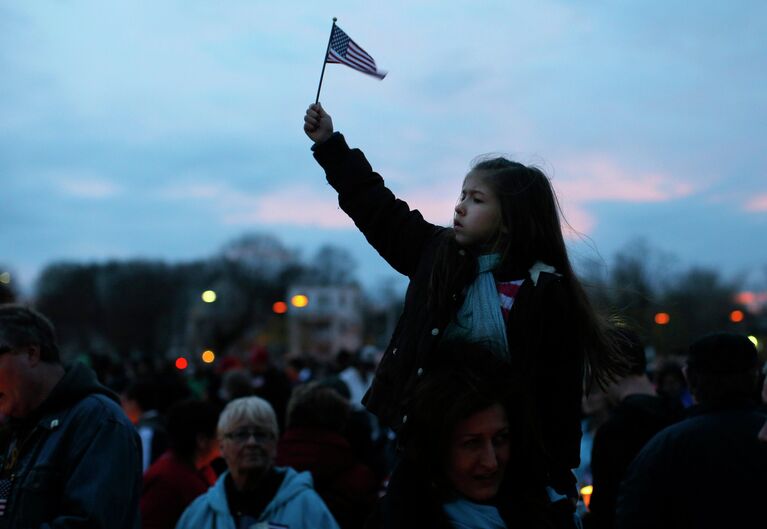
[305,103,442,277]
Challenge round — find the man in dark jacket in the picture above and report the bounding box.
[586,329,679,529]
[0,305,142,528]
[616,332,767,529]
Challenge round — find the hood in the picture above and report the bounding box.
[265,466,314,512]
[44,362,120,412]
[205,467,315,516]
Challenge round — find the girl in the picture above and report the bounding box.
[303,103,627,511]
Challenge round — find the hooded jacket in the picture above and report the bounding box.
[0,362,142,529]
[175,466,340,529]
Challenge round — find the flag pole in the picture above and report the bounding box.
[315,17,337,105]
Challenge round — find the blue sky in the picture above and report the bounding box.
[2,1,766,295]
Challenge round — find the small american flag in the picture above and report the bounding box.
[0,478,12,516]
[326,25,386,79]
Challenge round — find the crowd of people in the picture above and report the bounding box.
[0,304,765,529]
[0,102,764,528]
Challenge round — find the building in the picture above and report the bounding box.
[286,285,364,360]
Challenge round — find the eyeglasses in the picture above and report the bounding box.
[223,427,275,444]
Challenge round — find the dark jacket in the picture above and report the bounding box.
[587,394,680,529]
[313,133,584,492]
[616,402,767,529]
[0,362,142,529]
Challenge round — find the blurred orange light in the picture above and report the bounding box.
[654,312,670,325]
[202,350,215,363]
[273,301,288,314]
[580,485,593,510]
[291,294,309,308]
[730,310,745,323]
[175,357,188,370]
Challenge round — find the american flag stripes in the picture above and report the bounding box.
[326,25,386,79]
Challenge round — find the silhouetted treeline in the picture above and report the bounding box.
[7,236,766,363]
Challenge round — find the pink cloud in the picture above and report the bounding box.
[224,185,352,228]
[745,194,767,212]
[159,182,347,227]
[554,154,694,203]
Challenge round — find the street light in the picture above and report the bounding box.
[654,312,670,325]
[201,290,217,303]
[201,350,215,363]
[272,301,288,314]
[175,357,188,370]
[291,294,309,308]
[729,310,745,323]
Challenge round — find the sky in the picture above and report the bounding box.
[2,0,766,297]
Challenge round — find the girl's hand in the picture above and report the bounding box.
[304,103,334,144]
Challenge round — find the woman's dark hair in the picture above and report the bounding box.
[402,341,523,494]
[166,399,220,462]
[286,381,351,432]
[428,158,629,389]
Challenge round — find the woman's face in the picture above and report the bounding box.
[220,420,276,480]
[446,403,510,502]
[453,171,503,249]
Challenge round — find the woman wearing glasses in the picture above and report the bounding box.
[175,396,340,529]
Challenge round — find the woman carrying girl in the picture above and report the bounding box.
[303,103,626,523]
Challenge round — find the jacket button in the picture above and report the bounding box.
[431,328,439,336]
[417,368,424,377]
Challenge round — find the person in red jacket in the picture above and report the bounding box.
[277,381,379,529]
[140,399,221,529]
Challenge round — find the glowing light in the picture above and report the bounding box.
[748,335,759,348]
[175,357,188,370]
[729,310,744,323]
[290,294,309,308]
[201,290,217,303]
[272,301,288,314]
[0,272,10,284]
[654,312,670,325]
[736,291,755,305]
[201,350,215,363]
[580,485,593,510]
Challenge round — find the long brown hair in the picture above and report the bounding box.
[428,157,628,388]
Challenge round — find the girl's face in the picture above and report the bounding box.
[453,171,503,249]
[446,403,510,502]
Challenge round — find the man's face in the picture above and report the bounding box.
[0,345,38,418]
